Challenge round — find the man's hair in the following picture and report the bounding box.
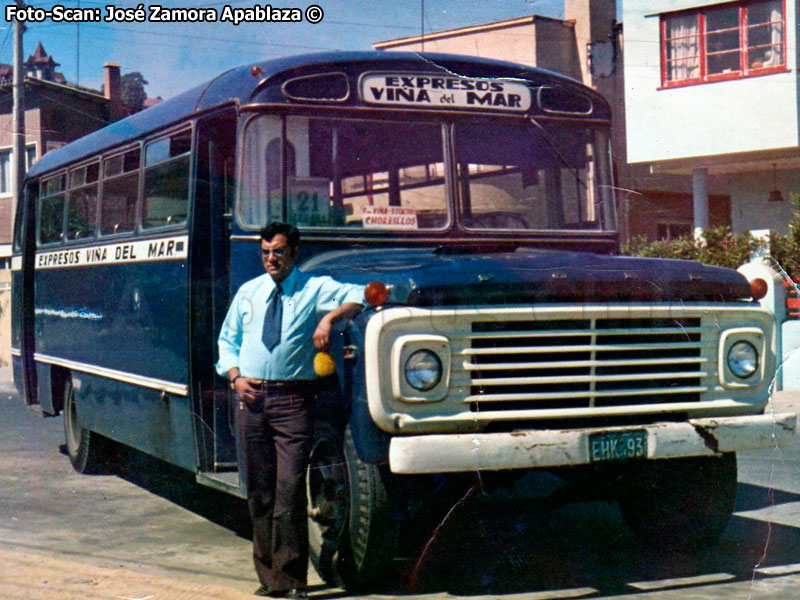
[260,221,300,248]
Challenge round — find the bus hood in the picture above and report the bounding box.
[300,247,753,305]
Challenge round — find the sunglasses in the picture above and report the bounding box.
[261,247,290,258]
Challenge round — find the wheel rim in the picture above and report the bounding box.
[64,384,81,456]
[308,435,349,549]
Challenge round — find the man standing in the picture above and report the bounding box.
[217,222,365,598]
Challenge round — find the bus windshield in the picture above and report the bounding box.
[454,120,615,232]
[239,115,615,233]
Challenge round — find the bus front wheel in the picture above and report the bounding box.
[63,378,110,474]
[308,422,398,590]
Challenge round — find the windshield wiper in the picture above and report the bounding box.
[527,116,588,191]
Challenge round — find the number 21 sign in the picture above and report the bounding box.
[287,177,330,226]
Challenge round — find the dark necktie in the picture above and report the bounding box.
[262,283,282,351]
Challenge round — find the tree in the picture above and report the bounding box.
[120,72,148,113]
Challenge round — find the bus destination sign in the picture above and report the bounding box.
[360,73,532,111]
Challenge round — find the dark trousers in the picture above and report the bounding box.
[238,389,313,591]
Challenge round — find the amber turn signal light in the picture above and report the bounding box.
[364,281,389,306]
[750,278,768,301]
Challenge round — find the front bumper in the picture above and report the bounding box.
[388,412,796,474]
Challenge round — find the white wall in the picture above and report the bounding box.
[623,0,798,163]
[377,22,538,68]
[714,168,800,234]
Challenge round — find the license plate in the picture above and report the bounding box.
[589,430,647,462]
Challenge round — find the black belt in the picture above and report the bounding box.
[259,380,317,394]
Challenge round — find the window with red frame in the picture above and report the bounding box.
[661,0,785,87]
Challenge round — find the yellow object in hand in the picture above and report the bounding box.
[314,351,337,377]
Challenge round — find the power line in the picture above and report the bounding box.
[76,0,80,83]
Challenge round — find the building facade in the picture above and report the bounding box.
[0,43,124,257]
[623,0,798,237]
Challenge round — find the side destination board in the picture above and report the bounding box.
[360,73,532,111]
[30,235,188,270]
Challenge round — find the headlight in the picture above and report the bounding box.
[727,341,758,379]
[404,350,442,391]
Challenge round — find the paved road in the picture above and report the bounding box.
[0,385,268,598]
[2,386,800,599]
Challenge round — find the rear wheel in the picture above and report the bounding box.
[63,377,111,474]
[308,422,398,590]
[618,453,737,552]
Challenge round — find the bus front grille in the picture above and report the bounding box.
[464,317,711,412]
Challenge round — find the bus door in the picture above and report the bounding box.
[19,180,39,407]
[191,110,239,491]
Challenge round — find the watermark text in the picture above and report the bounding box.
[5,4,325,25]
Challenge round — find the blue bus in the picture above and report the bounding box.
[12,51,795,589]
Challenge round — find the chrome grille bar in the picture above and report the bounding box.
[462,341,714,355]
[461,356,708,370]
[463,385,710,403]
[457,326,713,340]
[471,371,708,386]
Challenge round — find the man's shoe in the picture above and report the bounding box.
[263,586,307,599]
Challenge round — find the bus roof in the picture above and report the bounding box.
[28,50,611,178]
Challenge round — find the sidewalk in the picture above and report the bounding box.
[0,549,272,600]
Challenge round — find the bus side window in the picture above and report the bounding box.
[38,173,66,245]
[66,162,99,240]
[101,148,140,236]
[143,129,192,229]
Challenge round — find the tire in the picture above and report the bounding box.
[308,422,398,590]
[618,453,737,552]
[63,377,112,474]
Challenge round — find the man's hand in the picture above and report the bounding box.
[313,315,333,351]
[235,377,262,402]
[313,302,363,351]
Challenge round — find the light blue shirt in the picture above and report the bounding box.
[216,269,366,381]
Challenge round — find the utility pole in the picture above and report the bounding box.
[76,0,80,84]
[420,0,425,51]
[12,0,26,215]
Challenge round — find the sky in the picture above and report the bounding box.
[0,0,571,101]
